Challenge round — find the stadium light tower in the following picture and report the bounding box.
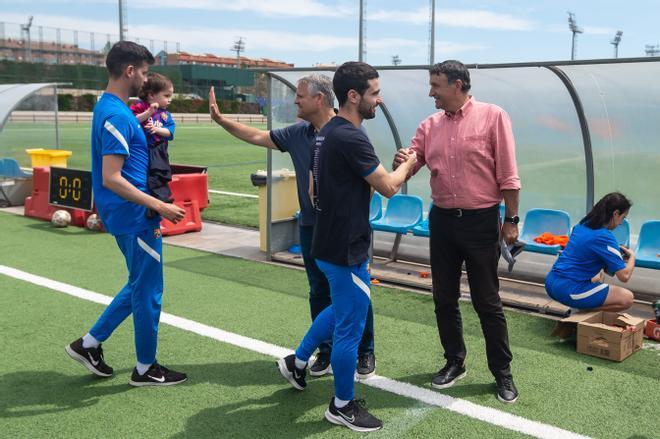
[645,44,660,56]
[20,16,33,62]
[610,30,623,58]
[118,0,128,41]
[392,55,401,66]
[231,37,245,68]
[429,0,435,65]
[567,11,583,61]
[358,0,367,61]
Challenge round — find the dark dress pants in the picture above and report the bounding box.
[428,205,513,378]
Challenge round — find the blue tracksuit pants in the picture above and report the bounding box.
[89,228,163,365]
[295,259,372,401]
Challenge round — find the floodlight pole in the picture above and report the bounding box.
[429,0,435,65]
[54,84,60,148]
[359,0,365,61]
[118,0,127,41]
[644,44,660,56]
[21,16,33,63]
[567,12,583,61]
[611,30,623,58]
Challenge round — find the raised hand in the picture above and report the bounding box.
[209,86,222,124]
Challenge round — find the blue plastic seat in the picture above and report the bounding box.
[0,158,31,178]
[412,202,433,237]
[369,192,383,222]
[635,220,660,269]
[611,218,630,248]
[519,208,571,255]
[370,194,423,234]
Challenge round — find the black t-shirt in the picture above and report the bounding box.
[310,116,380,266]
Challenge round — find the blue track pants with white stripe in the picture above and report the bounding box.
[295,259,372,401]
[89,228,163,365]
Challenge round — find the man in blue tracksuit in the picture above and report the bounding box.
[65,41,187,386]
[277,62,417,432]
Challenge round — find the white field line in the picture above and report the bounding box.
[0,264,590,439]
[208,189,258,199]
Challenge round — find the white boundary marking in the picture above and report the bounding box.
[208,189,258,199]
[0,264,590,439]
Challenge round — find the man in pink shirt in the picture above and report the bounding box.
[394,60,521,404]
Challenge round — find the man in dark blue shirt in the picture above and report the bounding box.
[276,62,417,432]
[209,75,377,378]
[65,41,187,386]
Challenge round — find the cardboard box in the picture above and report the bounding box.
[553,311,645,361]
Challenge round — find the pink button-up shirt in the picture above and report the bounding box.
[409,97,521,209]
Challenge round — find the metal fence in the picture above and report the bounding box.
[9,111,266,124]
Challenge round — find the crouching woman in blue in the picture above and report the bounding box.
[545,192,636,312]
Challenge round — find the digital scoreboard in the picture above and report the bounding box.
[48,167,93,211]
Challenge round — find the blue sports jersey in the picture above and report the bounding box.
[91,92,161,235]
[549,223,626,281]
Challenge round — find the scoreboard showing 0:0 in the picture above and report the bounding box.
[48,167,93,211]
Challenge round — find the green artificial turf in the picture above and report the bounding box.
[1,212,658,438]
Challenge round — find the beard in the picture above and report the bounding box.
[358,101,377,120]
[129,80,142,97]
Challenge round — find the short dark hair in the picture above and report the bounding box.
[333,61,379,107]
[138,72,173,101]
[580,192,632,229]
[105,41,155,79]
[430,60,471,92]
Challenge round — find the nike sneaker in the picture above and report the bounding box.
[276,354,306,390]
[65,337,113,377]
[309,352,332,377]
[325,398,383,432]
[129,362,187,387]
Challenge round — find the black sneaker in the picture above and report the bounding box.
[276,354,306,390]
[355,352,376,380]
[309,352,332,377]
[325,398,383,432]
[431,362,466,389]
[64,337,113,377]
[129,362,187,387]
[495,375,519,404]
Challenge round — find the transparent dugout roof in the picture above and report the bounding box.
[267,59,660,235]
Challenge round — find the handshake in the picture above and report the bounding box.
[392,147,417,175]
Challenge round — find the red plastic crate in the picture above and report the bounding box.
[170,173,208,210]
[160,200,202,236]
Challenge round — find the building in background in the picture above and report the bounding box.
[158,51,293,69]
[0,38,105,65]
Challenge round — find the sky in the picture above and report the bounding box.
[2,0,660,67]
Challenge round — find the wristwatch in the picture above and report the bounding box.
[504,215,520,225]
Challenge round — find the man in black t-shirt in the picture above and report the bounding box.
[277,62,417,433]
